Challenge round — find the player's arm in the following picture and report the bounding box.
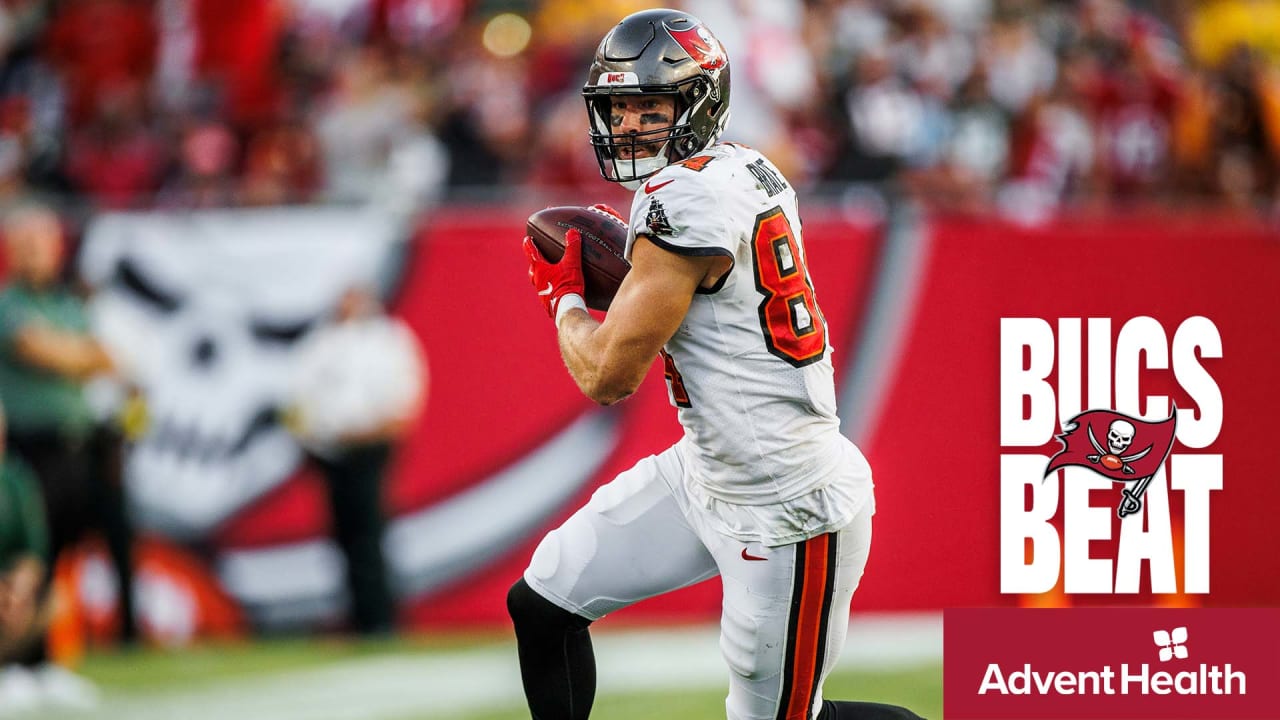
[11,323,115,380]
[555,235,713,405]
[524,228,718,405]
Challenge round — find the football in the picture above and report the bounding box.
[526,205,631,311]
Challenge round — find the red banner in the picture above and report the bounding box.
[865,212,1279,612]
[55,206,1278,636]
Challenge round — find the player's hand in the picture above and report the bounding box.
[590,203,624,222]
[524,228,585,319]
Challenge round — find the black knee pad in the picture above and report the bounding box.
[507,578,592,632]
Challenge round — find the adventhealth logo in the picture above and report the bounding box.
[978,626,1247,697]
[1154,627,1188,662]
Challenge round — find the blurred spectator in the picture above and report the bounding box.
[274,0,376,115]
[904,67,1009,214]
[893,2,974,101]
[187,0,286,130]
[981,7,1056,115]
[1168,65,1216,195]
[829,44,926,185]
[438,20,533,192]
[154,114,239,208]
[313,43,447,218]
[0,203,112,450]
[42,0,156,128]
[286,285,425,636]
[0,203,115,709]
[375,78,449,220]
[0,0,52,64]
[1210,44,1279,208]
[0,97,64,218]
[812,0,891,78]
[1073,0,1136,73]
[371,0,466,52]
[62,80,167,209]
[997,81,1096,224]
[240,111,322,207]
[1092,53,1174,202]
[0,0,68,195]
[0,399,52,713]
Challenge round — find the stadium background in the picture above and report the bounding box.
[0,0,1277,717]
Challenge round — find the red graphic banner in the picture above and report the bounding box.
[41,206,1278,638]
[945,608,1280,719]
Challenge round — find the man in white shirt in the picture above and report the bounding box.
[289,286,425,634]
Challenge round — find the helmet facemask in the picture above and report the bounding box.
[585,76,720,189]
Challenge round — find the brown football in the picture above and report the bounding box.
[526,205,631,311]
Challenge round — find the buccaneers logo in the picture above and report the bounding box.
[666,23,727,71]
[645,198,676,237]
[1045,408,1177,518]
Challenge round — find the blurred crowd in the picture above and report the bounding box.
[0,0,1273,229]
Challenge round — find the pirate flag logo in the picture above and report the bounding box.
[666,22,727,72]
[1045,408,1177,518]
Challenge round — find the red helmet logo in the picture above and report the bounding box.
[666,24,727,71]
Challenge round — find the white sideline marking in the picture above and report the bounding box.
[43,613,940,720]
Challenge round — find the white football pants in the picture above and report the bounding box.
[523,442,873,720]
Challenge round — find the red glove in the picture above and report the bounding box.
[590,203,625,222]
[524,228,585,320]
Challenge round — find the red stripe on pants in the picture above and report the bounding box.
[782,534,830,720]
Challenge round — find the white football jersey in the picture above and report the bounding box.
[625,143,868,516]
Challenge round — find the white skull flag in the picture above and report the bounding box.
[1046,408,1177,482]
[77,207,620,629]
[79,207,398,536]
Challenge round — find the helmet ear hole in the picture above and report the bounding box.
[701,77,718,103]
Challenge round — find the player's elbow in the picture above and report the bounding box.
[591,388,633,406]
[582,375,637,406]
[575,335,650,405]
[581,363,642,406]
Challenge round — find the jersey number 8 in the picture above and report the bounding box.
[750,207,827,368]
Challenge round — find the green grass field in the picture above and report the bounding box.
[40,625,940,720]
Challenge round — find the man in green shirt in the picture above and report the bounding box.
[0,205,108,443]
[0,204,118,581]
[0,205,120,709]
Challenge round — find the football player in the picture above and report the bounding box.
[513,9,925,720]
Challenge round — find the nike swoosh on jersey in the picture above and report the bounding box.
[741,548,768,561]
[537,283,553,296]
[644,178,675,194]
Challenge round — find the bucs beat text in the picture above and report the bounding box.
[999,317,1222,594]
